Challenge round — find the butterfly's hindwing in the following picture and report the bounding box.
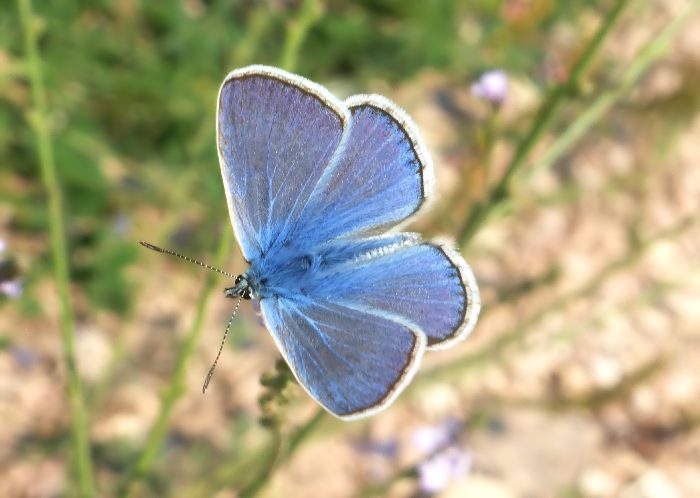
[306,236,480,349]
[260,296,426,419]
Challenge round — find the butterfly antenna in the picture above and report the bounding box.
[139,241,236,279]
[202,297,241,393]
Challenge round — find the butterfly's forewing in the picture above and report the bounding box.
[292,95,434,246]
[260,297,426,419]
[217,66,349,260]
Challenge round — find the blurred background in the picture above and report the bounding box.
[2,0,700,497]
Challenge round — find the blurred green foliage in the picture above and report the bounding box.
[2,0,598,316]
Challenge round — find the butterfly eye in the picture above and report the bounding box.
[235,275,243,285]
[240,288,251,300]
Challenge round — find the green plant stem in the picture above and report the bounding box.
[238,409,326,498]
[486,357,666,414]
[280,0,323,71]
[360,467,417,498]
[283,408,326,459]
[216,5,328,497]
[238,429,284,498]
[187,409,326,498]
[203,199,695,498]
[117,228,232,498]
[17,0,95,496]
[457,0,629,245]
[234,5,274,66]
[430,214,697,384]
[184,432,278,498]
[526,0,700,179]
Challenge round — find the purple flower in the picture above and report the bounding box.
[411,418,460,454]
[470,69,508,106]
[111,214,131,235]
[11,346,38,369]
[417,445,473,494]
[412,419,471,494]
[0,279,22,298]
[0,239,6,254]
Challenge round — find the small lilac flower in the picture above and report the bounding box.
[111,214,131,235]
[0,239,6,254]
[412,418,460,454]
[0,279,22,298]
[417,445,473,494]
[11,346,38,369]
[470,69,508,106]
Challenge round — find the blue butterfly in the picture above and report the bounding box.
[145,65,480,420]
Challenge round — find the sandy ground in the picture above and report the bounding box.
[1,2,700,497]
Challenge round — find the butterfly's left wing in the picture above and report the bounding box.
[260,296,426,419]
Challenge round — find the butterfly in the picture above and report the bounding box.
[144,65,480,420]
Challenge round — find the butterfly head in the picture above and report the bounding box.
[225,274,253,300]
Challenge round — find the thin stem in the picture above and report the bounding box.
[117,228,233,498]
[214,5,329,497]
[279,0,323,71]
[525,0,700,179]
[282,408,326,460]
[239,409,326,498]
[457,0,629,245]
[238,429,284,498]
[17,0,95,496]
[186,409,327,497]
[430,214,697,384]
[202,215,697,498]
[234,5,274,66]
